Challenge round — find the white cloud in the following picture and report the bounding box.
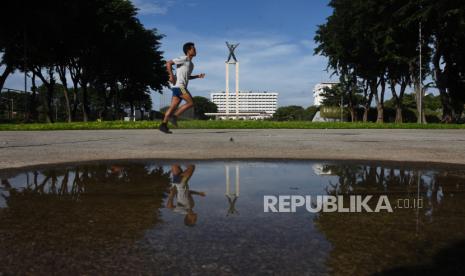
[132,0,174,15]
[154,25,334,107]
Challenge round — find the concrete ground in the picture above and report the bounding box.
[1,129,465,170]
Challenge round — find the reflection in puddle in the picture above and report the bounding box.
[0,161,464,275]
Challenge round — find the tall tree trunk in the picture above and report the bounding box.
[0,64,13,94]
[69,61,81,121]
[390,79,407,123]
[46,78,55,123]
[81,82,89,122]
[26,72,39,122]
[433,41,454,123]
[110,84,116,120]
[363,79,375,122]
[114,84,121,120]
[374,78,385,123]
[57,65,72,122]
[102,87,110,121]
[71,79,79,121]
[34,67,55,123]
[363,108,369,122]
[349,108,356,122]
[139,106,144,121]
[130,102,134,121]
[348,73,356,122]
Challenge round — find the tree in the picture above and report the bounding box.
[375,0,426,123]
[273,106,307,121]
[320,81,363,121]
[315,0,387,123]
[192,96,217,120]
[424,0,465,122]
[1,0,168,123]
[305,106,319,121]
[316,0,465,124]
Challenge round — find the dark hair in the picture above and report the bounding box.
[183,42,195,55]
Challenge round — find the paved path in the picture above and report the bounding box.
[1,129,465,169]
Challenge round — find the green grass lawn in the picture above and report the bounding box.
[0,120,464,130]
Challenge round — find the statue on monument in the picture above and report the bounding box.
[226,41,239,63]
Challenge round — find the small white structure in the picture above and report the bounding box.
[313,82,338,106]
[312,164,335,176]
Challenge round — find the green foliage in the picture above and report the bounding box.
[192,96,217,120]
[315,0,465,122]
[306,106,319,121]
[320,82,364,107]
[272,105,316,121]
[273,106,304,121]
[0,0,168,123]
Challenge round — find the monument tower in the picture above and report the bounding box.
[225,42,240,116]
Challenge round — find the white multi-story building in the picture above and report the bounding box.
[209,91,278,119]
[313,82,338,106]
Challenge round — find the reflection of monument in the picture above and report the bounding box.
[225,165,240,216]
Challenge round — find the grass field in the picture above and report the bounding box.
[0,120,464,130]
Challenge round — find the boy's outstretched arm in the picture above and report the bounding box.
[189,73,205,80]
[189,190,206,197]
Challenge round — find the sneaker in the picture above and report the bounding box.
[159,123,172,134]
[169,115,178,127]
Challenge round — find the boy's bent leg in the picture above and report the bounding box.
[160,96,181,133]
[174,88,194,117]
[163,96,182,123]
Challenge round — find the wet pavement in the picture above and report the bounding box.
[0,160,465,275]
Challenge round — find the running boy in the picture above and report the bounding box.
[159,42,205,133]
[166,164,206,226]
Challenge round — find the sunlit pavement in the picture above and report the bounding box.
[1,129,465,169]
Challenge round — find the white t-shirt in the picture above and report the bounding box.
[172,55,194,88]
[172,182,192,214]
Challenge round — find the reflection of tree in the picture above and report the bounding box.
[313,163,465,275]
[0,163,171,274]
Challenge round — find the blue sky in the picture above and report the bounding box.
[5,0,335,108]
[136,0,335,108]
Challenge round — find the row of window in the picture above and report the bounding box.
[212,96,278,98]
[213,101,277,103]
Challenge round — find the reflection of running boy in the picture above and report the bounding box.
[166,164,206,226]
[159,42,206,134]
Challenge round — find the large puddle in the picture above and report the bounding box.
[1,161,465,275]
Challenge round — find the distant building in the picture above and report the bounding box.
[313,82,338,106]
[209,91,278,120]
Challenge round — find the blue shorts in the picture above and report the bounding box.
[172,87,191,99]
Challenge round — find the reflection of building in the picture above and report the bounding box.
[225,165,240,216]
[208,91,278,120]
[312,164,334,176]
[313,82,338,106]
